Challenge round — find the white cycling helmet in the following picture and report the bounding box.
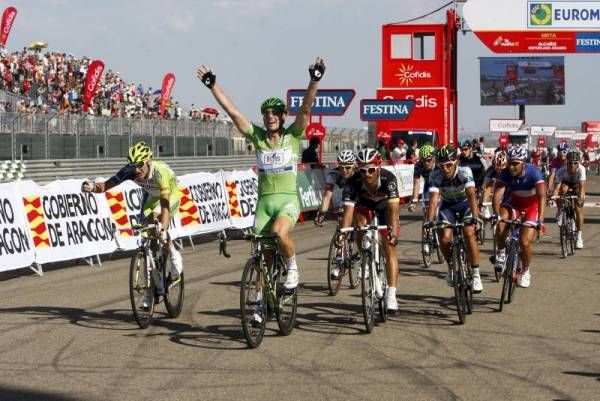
[337,149,356,164]
[507,145,528,161]
[356,148,382,165]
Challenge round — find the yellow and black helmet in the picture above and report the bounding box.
[127,141,152,164]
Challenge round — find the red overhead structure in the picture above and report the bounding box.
[377,9,458,146]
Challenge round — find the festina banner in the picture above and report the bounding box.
[0,182,34,272]
[0,6,17,47]
[82,60,105,112]
[221,170,258,229]
[463,0,600,53]
[159,73,176,117]
[18,179,117,264]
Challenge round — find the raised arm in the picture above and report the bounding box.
[291,57,326,131]
[196,65,252,135]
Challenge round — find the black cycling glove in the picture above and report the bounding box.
[309,62,325,82]
[201,72,216,89]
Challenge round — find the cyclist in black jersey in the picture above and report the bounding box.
[314,150,357,226]
[458,140,487,188]
[408,144,436,212]
[340,148,400,313]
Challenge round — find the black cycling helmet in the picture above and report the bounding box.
[436,145,458,163]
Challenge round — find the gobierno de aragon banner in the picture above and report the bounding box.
[18,179,117,265]
[0,182,34,272]
[221,170,258,229]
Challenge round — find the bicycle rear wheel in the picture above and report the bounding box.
[360,253,375,333]
[129,251,154,329]
[276,256,297,336]
[346,241,360,289]
[477,221,486,245]
[452,247,467,324]
[165,270,184,318]
[327,233,344,296]
[421,225,433,268]
[240,257,266,349]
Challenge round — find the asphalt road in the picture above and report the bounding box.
[0,176,599,401]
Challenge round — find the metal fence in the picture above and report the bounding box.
[0,112,369,161]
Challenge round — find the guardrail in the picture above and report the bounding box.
[0,112,369,161]
[17,154,338,184]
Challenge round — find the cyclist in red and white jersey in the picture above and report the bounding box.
[493,145,546,288]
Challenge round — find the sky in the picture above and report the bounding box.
[5,0,600,135]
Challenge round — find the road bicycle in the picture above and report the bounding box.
[218,230,297,349]
[553,195,579,258]
[435,215,474,325]
[326,212,360,296]
[126,224,185,329]
[497,214,536,311]
[340,215,389,333]
[420,201,443,269]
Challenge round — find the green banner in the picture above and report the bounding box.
[296,169,325,212]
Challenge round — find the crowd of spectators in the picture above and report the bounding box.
[0,47,223,122]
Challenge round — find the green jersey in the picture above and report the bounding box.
[247,123,303,195]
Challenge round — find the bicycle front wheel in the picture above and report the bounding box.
[377,252,388,322]
[477,221,486,245]
[506,249,517,304]
[421,225,433,268]
[560,216,568,258]
[240,257,266,349]
[129,251,154,329]
[434,230,444,264]
[165,270,184,318]
[276,256,297,336]
[567,215,576,256]
[452,247,467,324]
[360,253,375,333]
[327,233,343,296]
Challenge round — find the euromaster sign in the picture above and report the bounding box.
[286,89,355,116]
[463,0,600,53]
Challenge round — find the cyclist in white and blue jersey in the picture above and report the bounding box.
[425,145,483,292]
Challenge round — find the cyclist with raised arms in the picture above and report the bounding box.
[550,149,587,249]
[81,142,184,297]
[339,148,400,313]
[197,57,325,290]
[492,145,546,288]
[425,145,483,292]
[408,144,436,213]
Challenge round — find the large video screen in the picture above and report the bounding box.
[480,57,565,106]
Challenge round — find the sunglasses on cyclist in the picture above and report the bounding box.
[438,161,454,169]
[339,165,354,170]
[359,167,378,175]
[424,157,434,163]
[127,162,145,169]
[509,161,523,167]
[568,161,579,165]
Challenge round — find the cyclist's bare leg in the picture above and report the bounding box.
[438,227,454,262]
[494,206,512,248]
[463,224,480,266]
[271,216,294,258]
[382,236,398,287]
[575,204,584,231]
[519,227,536,268]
